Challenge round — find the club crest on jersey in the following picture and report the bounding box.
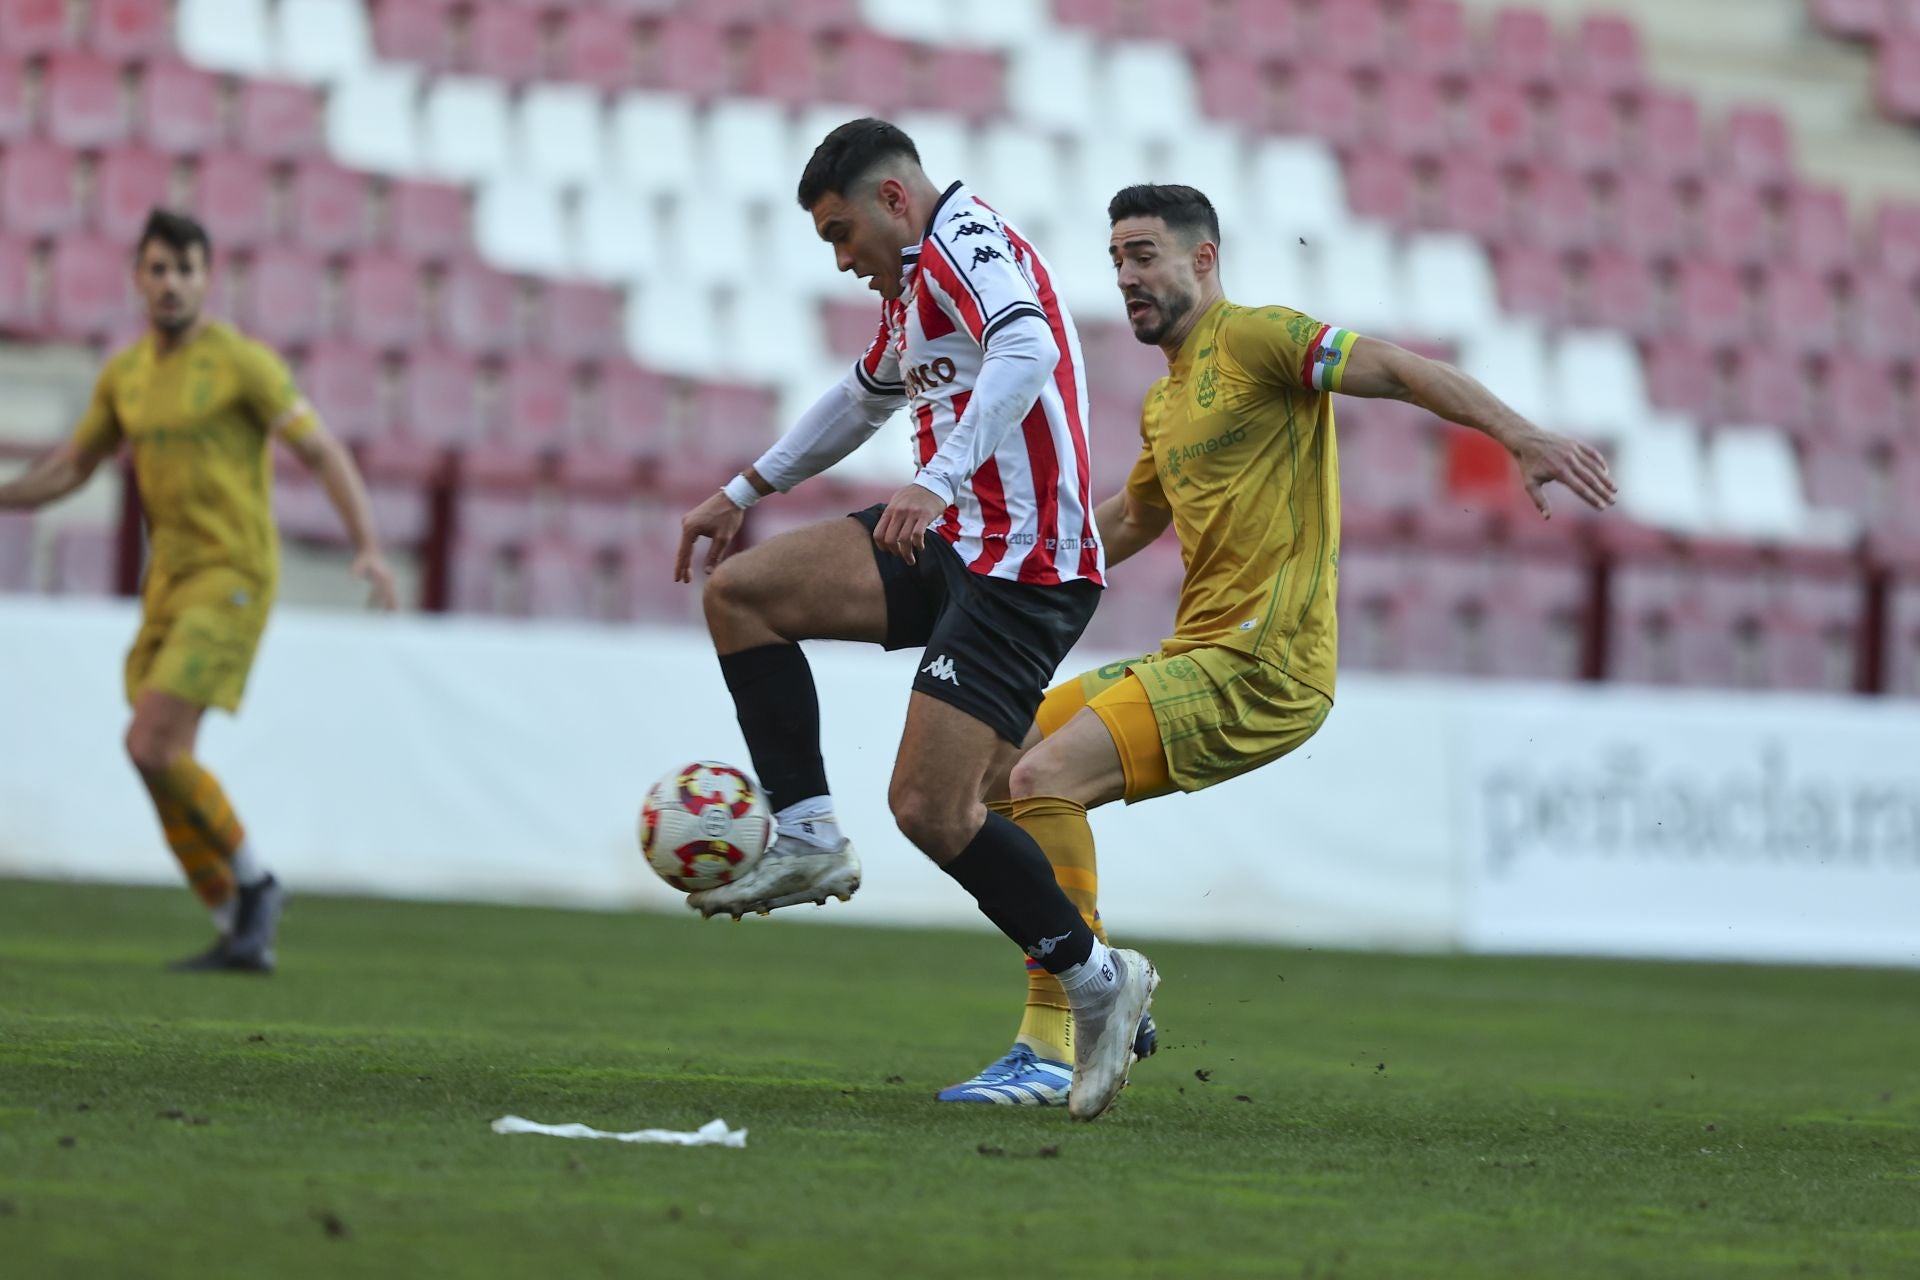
[1195,362,1218,408]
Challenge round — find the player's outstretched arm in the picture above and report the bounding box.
[1338,337,1618,518]
[0,440,112,511]
[1091,489,1170,568]
[279,413,399,610]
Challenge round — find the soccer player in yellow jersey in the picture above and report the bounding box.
[0,210,398,972]
[938,184,1617,1104]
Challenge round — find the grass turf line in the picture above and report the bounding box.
[0,879,1916,1279]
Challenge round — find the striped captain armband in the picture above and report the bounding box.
[1300,324,1360,394]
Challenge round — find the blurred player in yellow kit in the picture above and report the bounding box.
[938,185,1618,1103]
[0,210,397,972]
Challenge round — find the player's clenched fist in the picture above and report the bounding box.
[676,491,748,582]
[871,481,949,565]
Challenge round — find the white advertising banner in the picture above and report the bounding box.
[1456,688,1920,967]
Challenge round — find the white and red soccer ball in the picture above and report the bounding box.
[638,761,772,891]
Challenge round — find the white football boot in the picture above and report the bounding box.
[1066,947,1160,1121]
[686,834,861,919]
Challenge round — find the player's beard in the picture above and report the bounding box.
[151,299,198,336]
[1126,283,1197,345]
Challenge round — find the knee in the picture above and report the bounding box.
[1008,750,1069,802]
[125,723,182,776]
[888,782,976,861]
[701,555,752,621]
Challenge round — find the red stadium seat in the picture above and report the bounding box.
[1695,178,1770,270]
[467,3,544,83]
[50,525,116,596]
[1639,336,1715,419]
[90,0,173,61]
[1461,78,1536,167]
[832,31,912,116]
[0,510,33,592]
[388,180,469,262]
[541,281,622,364]
[343,253,425,351]
[239,80,324,161]
[1435,153,1512,238]
[1,0,76,56]
[440,260,518,355]
[371,0,457,70]
[291,161,371,255]
[1826,354,1900,442]
[1812,0,1891,39]
[139,61,223,156]
[789,0,861,33]
[243,246,328,348]
[1220,0,1301,63]
[500,355,577,449]
[1721,106,1793,190]
[1785,182,1853,278]
[1401,0,1473,83]
[1554,86,1625,178]
[747,25,823,107]
[399,346,481,447]
[1869,200,1920,285]
[1724,344,1811,433]
[524,539,601,620]
[1195,53,1268,127]
[0,231,33,331]
[1379,74,1450,161]
[1878,35,1920,125]
[300,341,386,445]
[1758,267,1841,357]
[1343,151,1417,228]
[191,151,273,250]
[1522,165,1597,253]
[1494,243,1569,323]
[1573,13,1644,97]
[699,0,772,23]
[1850,274,1920,366]
[48,236,130,339]
[1,142,81,238]
[1319,0,1388,73]
[557,7,638,90]
[45,52,127,149]
[1489,6,1560,94]
[654,16,732,98]
[0,56,27,144]
[1609,172,1689,263]
[1799,441,1873,514]
[1675,258,1748,350]
[1136,0,1217,52]
[94,146,173,244]
[921,47,1004,121]
[1056,0,1122,37]
[1636,89,1707,183]
[601,360,671,456]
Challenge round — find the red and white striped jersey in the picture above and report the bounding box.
[855,182,1104,587]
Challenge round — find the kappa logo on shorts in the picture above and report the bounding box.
[922,654,960,685]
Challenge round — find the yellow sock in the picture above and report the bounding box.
[142,757,247,912]
[1003,794,1107,1063]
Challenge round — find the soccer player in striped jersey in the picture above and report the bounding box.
[673,120,1151,1119]
[938,184,1617,1105]
[0,210,398,972]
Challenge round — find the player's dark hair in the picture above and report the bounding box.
[1107,184,1221,248]
[796,118,922,210]
[135,208,212,264]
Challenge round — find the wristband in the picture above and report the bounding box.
[722,474,762,510]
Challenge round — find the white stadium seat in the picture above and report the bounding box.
[178,0,274,76]
[1151,125,1251,217]
[1007,28,1098,135]
[894,113,977,189]
[1304,222,1400,336]
[726,291,830,384]
[1069,135,1156,217]
[1100,42,1201,143]
[1462,320,1554,425]
[325,66,421,176]
[516,85,607,188]
[977,125,1067,229]
[422,77,513,182]
[1224,234,1312,313]
[1247,139,1347,242]
[790,103,871,186]
[1401,233,1498,342]
[1615,417,1711,533]
[1706,426,1813,542]
[702,99,793,204]
[1549,330,1651,441]
[571,183,663,284]
[610,94,698,197]
[625,282,723,377]
[275,0,372,84]
[661,192,757,291]
[962,0,1051,48]
[1046,207,1125,319]
[473,180,570,277]
[857,0,951,44]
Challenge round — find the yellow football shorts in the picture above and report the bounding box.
[1036,646,1332,803]
[124,569,272,713]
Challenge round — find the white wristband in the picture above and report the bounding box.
[722,474,763,510]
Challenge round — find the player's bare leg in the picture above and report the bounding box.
[688,517,889,918]
[128,690,283,972]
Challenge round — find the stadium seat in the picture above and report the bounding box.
[0,231,32,331]
[0,510,33,593]
[653,15,732,99]
[48,236,130,339]
[1868,200,1920,285]
[1812,0,1891,39]
[609,93,699,196]
[0,56,28,146]
[1609,173,1689,263]
[291,160,371,255]
[235,80,322,161]
[192,151,274,250]
[1800,440,1874,517]
[422,76,513,182]
[1758,266,1841,357]
[1636,89,1707,184]
[1555,86,1625,179]
[1724,344,1812,435]
[1434,153,1512,240]
[958,0,1049,47]
[1675,259,1748,350]
[241,246,326,348]
[523,538,604,621]
[1705,426,1811,542]
[1494,243,1568,323]
[499,355,578,449]
[600,360,672,455]
[1287,63,1365,150]
[1786,183,1853,279]
[397,346,480,447]
[1402,0,1474,83]
[139,61,223,155]
[326,64,422,175]
[1101,40,1202,142]
[1490,6,1561,93]
[177,0,275,76]
[511,85,606,188]
[45,53,128,150]
[95,148,174,245]
[1572,13,1644,97]
[2,142,80,239]
[370,0,456,69]
[474,180,570,277]
[1403,234,1498,341]
[49,525,116,596]
[1,0,75,56]
[1826,354,1900,442]
[1695,178,1771,270]
[1249,138,1348,241]
[1763,564,1860,692]
[557,6,637,91]
[91,0,175,62]
[747,25,825,107]
[1615,418,1711,532]
[387,179,468,262]
[570,181,662,284]
[542,282,623,365]
[300,341,386,445]
[1379,74,1450,162]
[1007,25,1098,134]
[1850,274,1920,365]
[978,125,1067,230]
[1316,0,1388,73]
[1461,77,1536,167]
[1194,53,1268,128]
[275,0,374,83]
[1522,165,1598,254]
[1463,320,1552,423]
[440,259,519,356]
[701,98,794,204]
[1721,106,1793,191]
[1343,151,1417,229]
[1577,248,1658,338]
[342,252,425,351]
[467,2,544,84]
[1549,330,1649,440]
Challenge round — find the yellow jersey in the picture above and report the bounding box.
[1124,298,1355,700]
[72,322,314,594]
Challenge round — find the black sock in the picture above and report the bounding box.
[942,812,1096,974]
[717,644,829,813]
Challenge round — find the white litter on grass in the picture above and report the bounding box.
[490,1116,747,1147]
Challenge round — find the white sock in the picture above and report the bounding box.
[228,840,270,888]
[775,797,842,850]
[211,895,238,936]
[1058,940,1121,1004]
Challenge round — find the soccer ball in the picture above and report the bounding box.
[638,761,772,892]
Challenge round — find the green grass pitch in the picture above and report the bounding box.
[1,878,1916,1278]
